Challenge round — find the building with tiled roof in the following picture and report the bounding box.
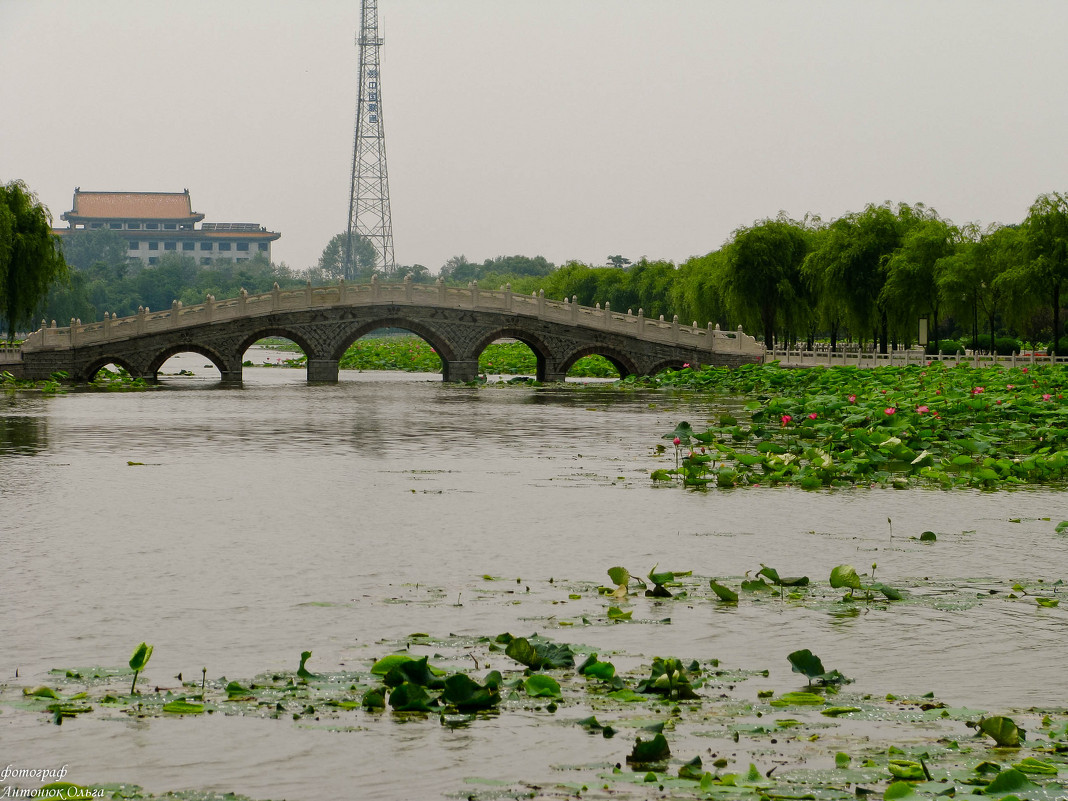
[54,189,281,266]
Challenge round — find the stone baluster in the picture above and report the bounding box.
[469,280,479,308]
[737,325,745,351]
[437,277,446,306]
[272,282,281,312]
[571,296,578,323]
[537,289,545,318]
[338,278,346,305]
[504,283,512,312]
[672,315,680,343]
[171,300,182,327]
[371,274,379,301]
[137,306,146,335]
[305,280,313,308]
[205,295,214,323]
[404,274,413,302]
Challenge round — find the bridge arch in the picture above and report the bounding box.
[237,327,319,362]
[145,343,236,383]
[557,345,639,380]
[469,327,554,382]
[332,317,458,364]
[77,355,143,383]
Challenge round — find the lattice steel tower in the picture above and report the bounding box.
[345,0,395,277]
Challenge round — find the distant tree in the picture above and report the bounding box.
[804,203,930,352]
[881,216,957,346]
[320,232,377,280]
[941,225,1023,353]
[1017,192,1068,347]
[439,255,479,283]
[59,227,129,272]
[607,255,631,269]
[393,263,434,283]
[481,254,555,278]
[720,216,810,349]
[0,180,70,339]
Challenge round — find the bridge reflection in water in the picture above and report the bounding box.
[13,278,764,384]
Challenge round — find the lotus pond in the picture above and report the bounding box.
[2,358,1068,801]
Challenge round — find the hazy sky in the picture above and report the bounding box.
[3,1,1067,273]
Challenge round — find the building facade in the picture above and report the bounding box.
[55,189,281,266]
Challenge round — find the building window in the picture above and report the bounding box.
[258,243,268,252]
[164,223,177,230]
[109,222,122,230]
[146,223,158,230]
[236,242,250,252]
[200,242,212,251]
[218,242,231,252]
[164,242,177,251]
[90,223,102,229]
[182,241,194,251]
[201,257,212,265]
[128,222,141,230]
[148,242,159,251]
[129,241,140,250]
[148,257,159,265]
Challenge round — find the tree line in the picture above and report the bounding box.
[6,179,1068,354]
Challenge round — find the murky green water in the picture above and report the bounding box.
[2,352,1066,799]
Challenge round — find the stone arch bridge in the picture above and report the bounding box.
[11,279,764,384]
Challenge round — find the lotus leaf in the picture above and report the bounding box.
[442,674,500,711]
[979,716,1024,747]
[627,733,670,764]
[984,768,1039,793]
[388,682,437,712]
[504,636,575,670]
[523,674,561,698]
[829,565,862,590]
[297,650,317,680]
[709,580,739,602]
[162,700,204,714]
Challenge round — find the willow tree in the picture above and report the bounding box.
[881,216,957,348]
[939,225,1020,353]
[1018,192,1068,349]
[720,216,810,349]
[804,203,930,353]
[0,180,69,340]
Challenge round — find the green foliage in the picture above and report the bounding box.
[977,715,1024,747]
[503,635,575,670]
[650,363,1068,491]
[0,180,70,339]
[627,733,670,764]
[787,649,851,686]
[128,642,153,695]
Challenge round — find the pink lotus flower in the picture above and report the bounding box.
[848,394,857,404]
[682,363,690,368]
[1006,384,1015,390]
[935,389,941,395]
[673,437,681,446]
[884,407,896,415]
[1022,367,1029,373]
[996,399,1003,404]
[972,386,984,395]
[916,405,929,414]
[1043,394,1052,401]
[807,412,818,420]
[781,415,792,426]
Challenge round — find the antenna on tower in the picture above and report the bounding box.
[345,0,395,278]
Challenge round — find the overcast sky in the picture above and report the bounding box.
[3,1,1067,273]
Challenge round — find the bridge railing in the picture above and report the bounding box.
[20,278,764,358]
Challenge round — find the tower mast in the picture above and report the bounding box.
[345,0,395,278]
